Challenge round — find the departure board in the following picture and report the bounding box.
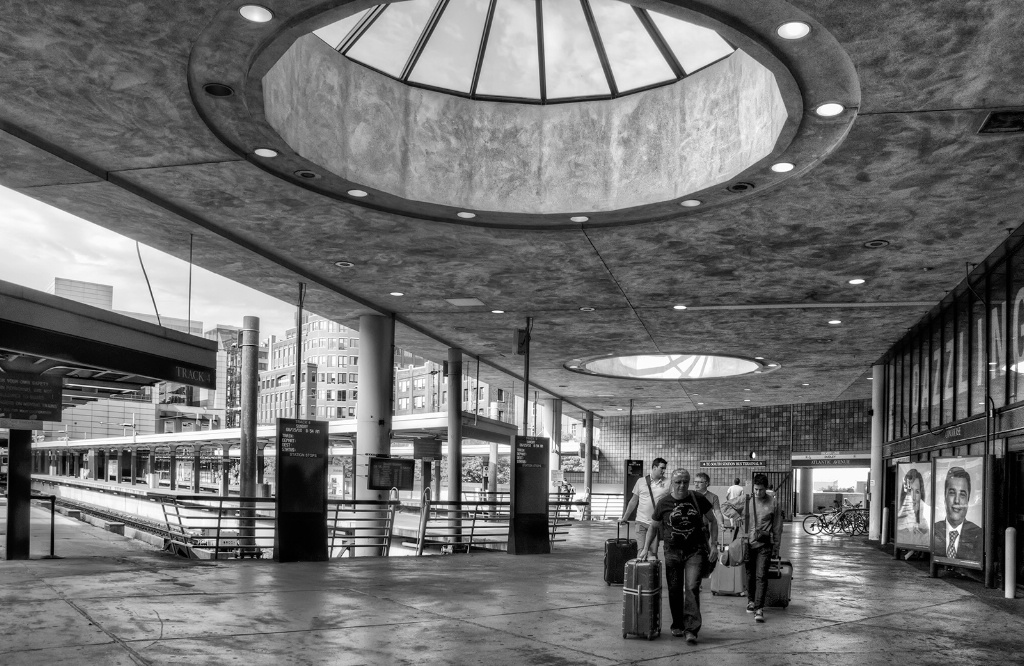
[513,436,549,515]
[368,457,415,490]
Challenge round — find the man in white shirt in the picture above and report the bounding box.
[620,458,669,554]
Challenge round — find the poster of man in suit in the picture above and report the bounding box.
[931,456,984,567]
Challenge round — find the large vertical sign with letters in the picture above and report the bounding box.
[275,418,328,562]
[510,435,550,554]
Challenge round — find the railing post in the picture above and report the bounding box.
[1006,527,1017,599]
[416,487,431,556]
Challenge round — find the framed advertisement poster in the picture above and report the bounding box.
[930,456,984,569]
[895,462,932,551]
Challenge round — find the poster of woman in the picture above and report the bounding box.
[895,462,931,550]
[931,456,985,568]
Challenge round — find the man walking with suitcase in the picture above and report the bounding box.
[620,458,669,556]
[746,473,783,623]
[639,468,718,644]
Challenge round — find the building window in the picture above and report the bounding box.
[336,407,345,418]
[326,390,333,401]
[339,390,347,401]
[349,373,357,383]
[348,407,356,417]
[413,396,425,409]
[496,388,505,401]
[339,374,347,384]
[463,388,469,401]
[352,390,358,400]
[398,397,409,410]
[413,377,426,390]
[351,356,358,366]
[398,380,410,392]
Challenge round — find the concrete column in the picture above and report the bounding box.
[798,468,814,514]
[220,449,230,496]
[239,316,260,498]
[192,449,202,493]
[88,449,97,480]
[257,448,265,485]
[354,314,395,501]
[130,449,138,486]
[488,441,498,501]
[869,362,885,541]
[540,399,562,493]
[583,411,594,491]
[447,348,463,503]
[169,452,178,490]
[5,430,33,560]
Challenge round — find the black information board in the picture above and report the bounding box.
[275,418,328,562]
[624,459,644,521]
[510,435,550,555]
[0,371,62,422]
[368,457,415,490]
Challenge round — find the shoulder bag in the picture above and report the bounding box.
[724,495,749,567]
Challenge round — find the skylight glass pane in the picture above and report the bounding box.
[589,0,674,92]
[649,12,734,74]
[313,10,370,50]
[345,2,437,78]
[475,0,541,99]
[542,0,610,99]
[408,0,489,93]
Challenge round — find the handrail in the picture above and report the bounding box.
[30,493,58,559]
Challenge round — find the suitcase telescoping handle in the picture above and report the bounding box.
[617,520,630,541]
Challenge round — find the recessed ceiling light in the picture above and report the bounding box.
[347,189,368,197]
[570,216,589,222]
[754,370,762,374]
[680,199,702,207]
[457,211,476,219]
[390,292,404,297]
[777,21,811,39]
[771,162,795,173]
[491,309,504,314]
[815,102,845,117]
[802,383,810,386]
[673,305,687,310]
[768,363,778,367]
[754,356,764,360]
[744,399,751,402]
[867,377,873,380]
[848,278,865,285]
[203,83,234,97]
[697,402,704,405]
[598,394,613,397]
[239,5,274,22]
[579,306,595,312]
[863,239,890,249]
[828,320,842,325]
[616,408,623,411]
[692,393,699,396]
[254,148,277,158]
[294,169,319,179]
[655,405,661,409]
[334,261,354,268]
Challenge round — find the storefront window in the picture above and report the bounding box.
[971,282,987,415]
[931,315,942,426]
[990,261,1007,407]
[1010,246,1024,405]
[910,336,922,429]
[887,355,896,440]
[956,292,970,420]
[943,306,955,424]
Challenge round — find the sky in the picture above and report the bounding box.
[0,185,297,339]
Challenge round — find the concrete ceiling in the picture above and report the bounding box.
[1,0,1022,421]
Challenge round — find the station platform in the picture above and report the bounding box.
[1,500,1022,665]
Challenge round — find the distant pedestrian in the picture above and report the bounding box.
[745,473,783,623]
[726,478,744,503]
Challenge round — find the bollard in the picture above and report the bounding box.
[880,507,889,546]
[1006,527,1017,599]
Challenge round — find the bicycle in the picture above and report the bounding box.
[802,500,867,536]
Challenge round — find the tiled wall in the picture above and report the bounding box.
[566,399,870,488]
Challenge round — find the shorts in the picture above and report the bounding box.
[636,521,661,551]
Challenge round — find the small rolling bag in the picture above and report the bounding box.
[710,524,745,596]
[622,558,661,639]
[604,522,638,585]
[764,559,793,608]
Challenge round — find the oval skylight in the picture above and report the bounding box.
[568,353,766,380]
[313,0,735,103]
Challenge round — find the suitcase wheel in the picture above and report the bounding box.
[622,633,627,639]
[711,591,718,596]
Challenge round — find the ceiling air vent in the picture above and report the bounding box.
[979,110,1024,134]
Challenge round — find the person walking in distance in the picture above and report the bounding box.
[620,458,669,556]
[639,468,718,644]
[726,478,744,504]
[745,473,783,623]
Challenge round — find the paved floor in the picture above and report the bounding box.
[1,501,1022,665]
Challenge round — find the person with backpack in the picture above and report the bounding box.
[745,473,783,623]
[639,468,718,644]
[619,458,669,556]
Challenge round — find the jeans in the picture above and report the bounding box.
[665,548,705,634]
[746,545,772,609]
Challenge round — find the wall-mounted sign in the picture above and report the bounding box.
[413,437,442,460]
[368,457,415,490]
[791,458,868,467]
[699,460,767,468]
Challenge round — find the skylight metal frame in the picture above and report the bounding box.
[322,0,736,105]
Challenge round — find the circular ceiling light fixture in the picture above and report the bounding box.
[294,169,319,179]
[863,239,890,249]
[771,162,795,173]
[726,181,756,193]
[570,216,589,222]
[566,352,775,380]
[744,399,751,402]
[334,260,354,268]
[239,5,274,23]
[777,21,811,39]
[491,309,504,314]
[390,291,404,296]
[680,199,702,207]
[673,305,688,310]
[579,306,596,312]
[347,189,368,197]
[828,319,842,325]
[697,402,704,405]
[254,148,278,157]
[848,278,865,285]
[457,211,476,219]
[202,82,234,97]
[815,102,845,117]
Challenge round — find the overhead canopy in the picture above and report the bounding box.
[0,280,218,426]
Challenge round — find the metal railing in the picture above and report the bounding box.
[327,497,400,558]
[588,493,625,520]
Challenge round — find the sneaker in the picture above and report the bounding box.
[671,628,684,637]
[684,632,697,645]
[746,602,755,613]
[755,609,765,623]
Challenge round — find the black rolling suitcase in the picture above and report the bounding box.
[764,559,793,608]
[605,522,638,585]
[622,558,661,639]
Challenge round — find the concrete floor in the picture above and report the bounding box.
[1,501,1022,665]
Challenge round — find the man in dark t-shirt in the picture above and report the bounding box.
[639,468,718,644]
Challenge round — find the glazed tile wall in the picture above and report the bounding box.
[566,399,870,487]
